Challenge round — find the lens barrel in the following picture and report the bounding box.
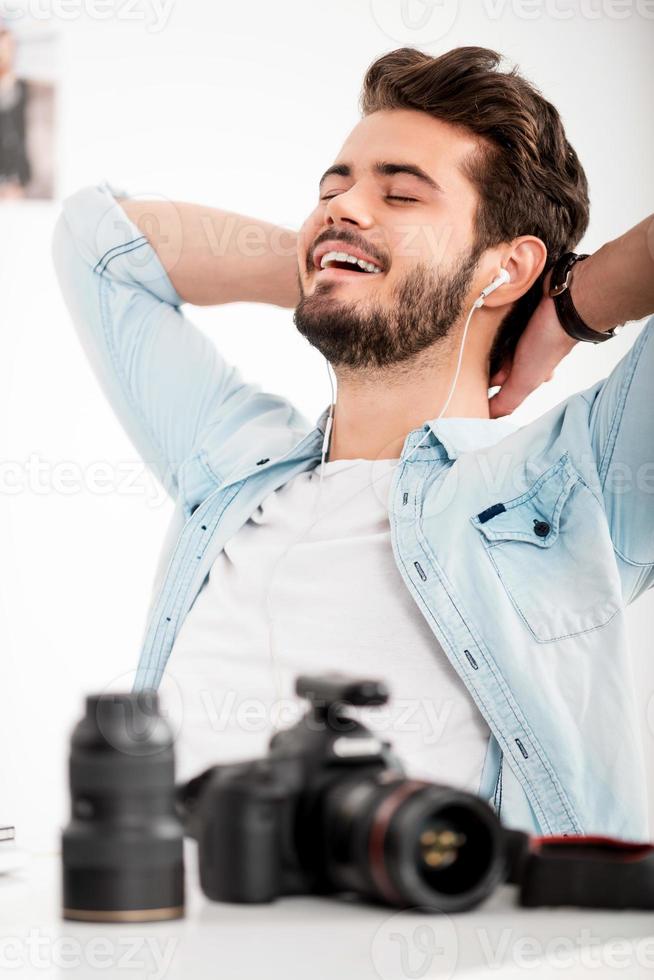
[324,776,506,912]
[62,692,184,922]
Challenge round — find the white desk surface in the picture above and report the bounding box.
[1,846,653,980]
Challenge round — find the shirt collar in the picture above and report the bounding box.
[425,415,520,458]
[315,404,519,461]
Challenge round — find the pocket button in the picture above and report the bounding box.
[533,519,551,538]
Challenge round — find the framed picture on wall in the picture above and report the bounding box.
[0,12,57,201]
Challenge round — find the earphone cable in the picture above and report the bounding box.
[263,296,481,716]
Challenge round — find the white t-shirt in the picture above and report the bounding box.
[164,456,491,791]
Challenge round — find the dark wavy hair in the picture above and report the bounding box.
[359,46,590,375]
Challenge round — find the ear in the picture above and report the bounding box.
[482,236,547,309]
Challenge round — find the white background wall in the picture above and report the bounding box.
[0,0,652,847]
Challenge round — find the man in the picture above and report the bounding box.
[53,46,654,840]
[0,20,30,199]
[0,17,55,200]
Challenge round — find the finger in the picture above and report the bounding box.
[488,389,513,418]
[490,362,560,416]
[489,375,539,418]
[489,347,564,416]
[488,360,512,388]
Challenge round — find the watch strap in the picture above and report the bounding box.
[549,252,618,343]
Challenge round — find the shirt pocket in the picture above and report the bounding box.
[469,453,621,642]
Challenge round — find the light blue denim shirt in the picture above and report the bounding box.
[53,183,654,841]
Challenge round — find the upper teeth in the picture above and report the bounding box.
[319,251,382,274]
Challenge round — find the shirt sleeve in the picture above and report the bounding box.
[584,315,654,603]
[52,182,267,503]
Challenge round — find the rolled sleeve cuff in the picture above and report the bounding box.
[59,181,184,307]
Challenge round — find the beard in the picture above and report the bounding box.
[293,248,481,370]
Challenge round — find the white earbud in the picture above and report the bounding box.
[474,267,511,309]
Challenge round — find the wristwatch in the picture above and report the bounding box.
[548,251,619,343]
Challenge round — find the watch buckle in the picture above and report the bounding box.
[550,269,572,297]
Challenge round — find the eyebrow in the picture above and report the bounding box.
[318,161,444,193]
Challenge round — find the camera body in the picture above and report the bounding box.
[178,674,507,911]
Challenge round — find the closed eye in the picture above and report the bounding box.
[320,194,418,204]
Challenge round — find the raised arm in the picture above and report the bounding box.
[569,214,654,332]
[52,183,308,506]
[118,197,300,309]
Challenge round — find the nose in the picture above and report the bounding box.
[323,185,374,230]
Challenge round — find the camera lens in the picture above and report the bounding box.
[415,812,488,891]
[62,692,184,922]
[323,776,506,912]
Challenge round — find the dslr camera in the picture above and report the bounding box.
[177,673,507,912]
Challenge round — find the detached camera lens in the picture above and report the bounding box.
[62,692,184,923]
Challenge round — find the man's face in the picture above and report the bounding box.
[294,109,488,369]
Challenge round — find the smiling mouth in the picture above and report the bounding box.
[316,265,385,280]
[312,249,386,281]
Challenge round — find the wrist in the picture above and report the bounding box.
[549,251,620,342]
[568,245,621,335]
